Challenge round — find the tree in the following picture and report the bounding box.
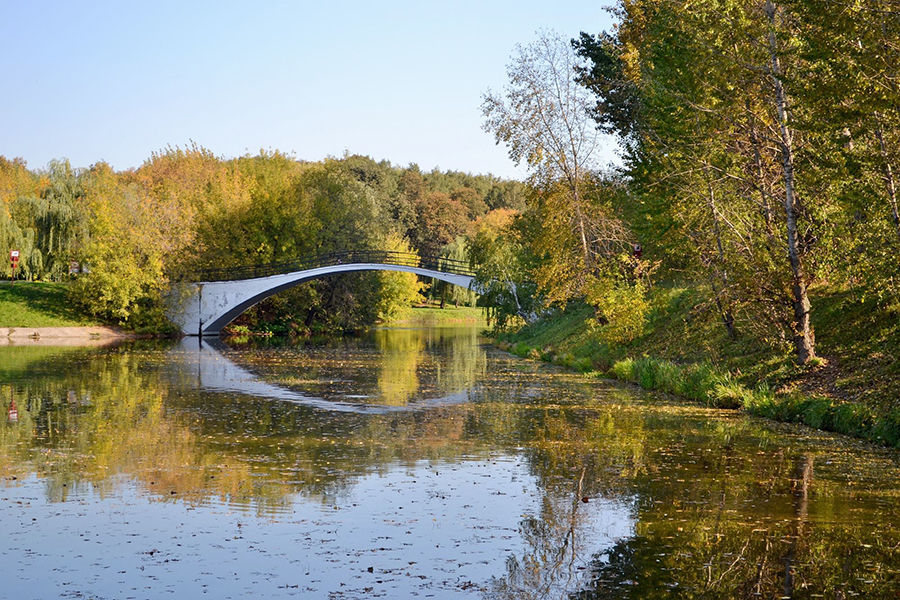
[575,1,825,364]
[5,159,89,281]
[792,0,900,301]
[482,30,639,329]
[73,162,175,328]
[482,30,608,271]
[0,157,40,279]
[450,187,488,220]
[468,208,540,329]
[374,233,425,322]
[394,168,425,236]
[411,192,467,257]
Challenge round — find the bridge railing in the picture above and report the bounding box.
[182,250,476,283]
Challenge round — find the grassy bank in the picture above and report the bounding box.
[227,305,487,336]
[386,305,487,326]
[498,285,900,448]
[0,282,99,327]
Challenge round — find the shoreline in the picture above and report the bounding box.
[495,337,900,450]
[0,326,136,346]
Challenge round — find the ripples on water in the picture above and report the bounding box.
[1,327,899,598]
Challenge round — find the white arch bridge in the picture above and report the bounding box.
[168,250,478,336]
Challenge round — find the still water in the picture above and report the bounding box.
[1,327,899,598]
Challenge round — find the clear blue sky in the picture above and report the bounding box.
[1,0,616,179]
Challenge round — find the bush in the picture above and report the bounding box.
[500,317,900,447]
[586,278,650,344]
[511,342,532,358]
[710,382,750,409]
[680,363,720,401]
[225,324,252,335]
[610,358,636,381]
[573,357,594,372]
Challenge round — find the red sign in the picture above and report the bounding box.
[9,250,18,285]
[8,400,17,423]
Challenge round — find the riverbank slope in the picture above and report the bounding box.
[0,281,137,343]
[498,284,900,448]
[387,305,486,326]
[0,281,99,327]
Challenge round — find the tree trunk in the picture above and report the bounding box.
[572,185,591,269]
[766,1,816,364]
[875,117,900,244]
[704,165,737,338]
[747,99,777,240]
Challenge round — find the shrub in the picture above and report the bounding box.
[511,342,531,357]
[610,358,636,382]
[679,363,719,401]
[586,279,650,344]
[573,357,594,372]
[225,324,252,335]
[710,382,750,409]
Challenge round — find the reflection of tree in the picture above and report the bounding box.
[239,327,488,406]
[486,474,594,599]
[373,328,425,405]
[440,327,487,395]
[485,404,646,599]
[0,352,286,513]
[2,340,900,598]
[574,440,900,598]
[0,384,37,480]
[373,326,488,405]
[0,335,494,513]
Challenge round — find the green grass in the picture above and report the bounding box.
[496,284,900,448]
[0,281,100,327]
[807,289,900,411]
[386,305,487,326]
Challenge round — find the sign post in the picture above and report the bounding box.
[9,250,19,285]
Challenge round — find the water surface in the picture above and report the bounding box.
[2,327,899,598]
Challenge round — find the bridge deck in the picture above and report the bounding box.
[169,250,479,335]
[181,250,475,283]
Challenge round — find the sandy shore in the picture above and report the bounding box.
[0,326,133,346]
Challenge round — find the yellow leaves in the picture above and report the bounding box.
[472,208,518,240]
[375,233,426,323]
[585,276,650,344]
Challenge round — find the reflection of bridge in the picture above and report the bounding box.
[174,338,474,414]
[168,251,478,336]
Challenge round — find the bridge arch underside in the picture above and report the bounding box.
[187,264,476,336]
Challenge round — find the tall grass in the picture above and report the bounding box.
[495,287,900,448]
[608,355,900,447]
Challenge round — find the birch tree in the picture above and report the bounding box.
[482,30,635,311]
[576,0,823,363]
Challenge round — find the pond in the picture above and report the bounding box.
[2,326,899,598]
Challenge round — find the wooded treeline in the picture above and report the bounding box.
[0,150,523,331]
[5,0,898,351]
[477,1,900,366]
